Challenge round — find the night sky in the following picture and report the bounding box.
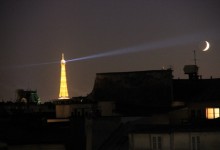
[1,0,220,101]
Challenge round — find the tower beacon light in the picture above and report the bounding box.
[58,53,69,99]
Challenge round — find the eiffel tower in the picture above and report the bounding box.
[58,53,69,99]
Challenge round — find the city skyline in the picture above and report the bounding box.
[0,0,220,101]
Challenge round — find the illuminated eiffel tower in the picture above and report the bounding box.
[59,53,69,99]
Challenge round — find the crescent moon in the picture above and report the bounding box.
[203,41,210,51]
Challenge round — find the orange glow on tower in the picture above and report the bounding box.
[59,53,69,99]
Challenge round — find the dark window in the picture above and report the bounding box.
[152,136,162,150]
[192,136,200,150]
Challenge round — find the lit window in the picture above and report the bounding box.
[206,108,220,119]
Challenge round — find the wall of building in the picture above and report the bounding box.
[98,101,115,116]
[8,144,65,150]
[129,132,220,150]
[56,105,71,118]
[90,117,121,150]
[129,133,171,150]
[195,132,220,150]
[56,103,93,118]
[129,133,150,150]
[173,132,190,150]
[169,108,189,124]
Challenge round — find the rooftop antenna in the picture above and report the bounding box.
[183,50,199,80]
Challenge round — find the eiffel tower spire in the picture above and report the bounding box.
[59,53,69,99]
